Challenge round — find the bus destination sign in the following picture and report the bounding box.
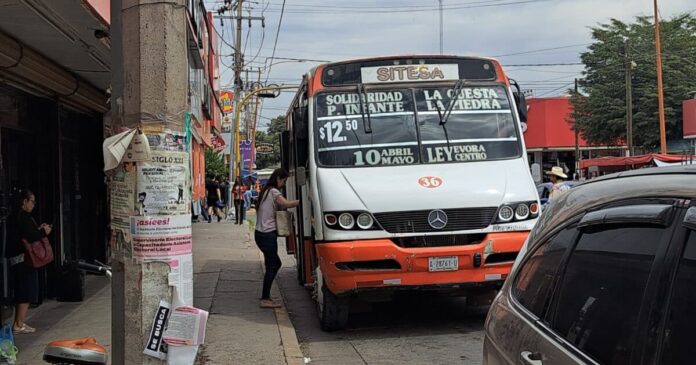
[361,64,459,83]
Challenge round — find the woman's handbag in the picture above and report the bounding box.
[21,237,54,268]
[275,211,292,237]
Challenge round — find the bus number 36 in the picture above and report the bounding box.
[319,120,358,143]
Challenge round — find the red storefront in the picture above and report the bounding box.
[524,97,626,182]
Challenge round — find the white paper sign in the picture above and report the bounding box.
[103,129,137,171]
[163,306,209,346]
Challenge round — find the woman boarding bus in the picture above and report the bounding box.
[280,55,538,330]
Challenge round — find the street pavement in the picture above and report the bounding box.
[10,217,303,365]
[277,249,488,365]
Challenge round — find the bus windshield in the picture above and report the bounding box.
[314,84,521,167]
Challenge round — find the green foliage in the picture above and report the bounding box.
[205,148,228,179]
[571,14,696,151]
[255,116,286,170]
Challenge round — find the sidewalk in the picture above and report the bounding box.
[14,275,111,364]
[193,220,303,365]
[11,218,302,365]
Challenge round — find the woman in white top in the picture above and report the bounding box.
[255,168,299,308]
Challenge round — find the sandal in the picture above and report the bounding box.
[259,299,282,308]
[12,324,35,334]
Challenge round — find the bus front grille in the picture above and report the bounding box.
[390,234,487,248]
[374,208,497,233]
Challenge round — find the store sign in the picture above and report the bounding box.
[211,136,226,151]
[361,64,459,83]
[220,91,234,114]
[256,142,274,155]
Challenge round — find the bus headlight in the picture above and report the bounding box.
[498,206,514,222]
[338,213,355,229]
[356,213,374,229]
[515,204,530,220]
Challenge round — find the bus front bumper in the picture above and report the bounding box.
[316,232,527,296]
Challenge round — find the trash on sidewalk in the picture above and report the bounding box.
[163,306,209,346]
[0,325,17,365]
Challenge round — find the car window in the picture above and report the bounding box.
[550,225,666,364]
[659,231,696,365]
[513,226,576,318]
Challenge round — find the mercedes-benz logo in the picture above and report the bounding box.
[428,210,448,230]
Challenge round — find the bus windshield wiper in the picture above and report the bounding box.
[441,80,465,125]
[357,84,372,134]
[433,80,465,148]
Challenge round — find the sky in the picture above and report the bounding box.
[204,0,696,131]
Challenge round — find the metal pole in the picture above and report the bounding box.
[654,0,667,154]
[625,38,634,156]
[227,0,243,211]
[574,78,580,179]
[438,0,443,54]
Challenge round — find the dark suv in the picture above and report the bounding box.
[484,166,696,365]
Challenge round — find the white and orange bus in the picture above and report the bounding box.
[281,55,538,330]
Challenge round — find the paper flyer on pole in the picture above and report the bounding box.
[110,163,136,232]
[136,151,190,215]
[130,215,192,261]
[144,300,171,360]
[123,132,152,162]
[103,129,137,171]
[168,255,194,306]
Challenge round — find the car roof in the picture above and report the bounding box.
[529,166,696,244]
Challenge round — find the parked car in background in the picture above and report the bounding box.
[484,166,696,365]
[536,181,579,206]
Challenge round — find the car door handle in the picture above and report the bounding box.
[520,351,543,365]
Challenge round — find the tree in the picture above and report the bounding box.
[254,116,285,170]
[571,14,696,151]
[205,148,227,179]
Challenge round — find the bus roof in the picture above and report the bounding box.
[306,55,508,96]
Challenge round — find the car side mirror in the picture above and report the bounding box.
[296,166,307,186]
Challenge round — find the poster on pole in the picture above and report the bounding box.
[130,215,192,261]
[137,151,189,215]
[111,162,136,231]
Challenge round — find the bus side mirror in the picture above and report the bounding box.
[509,79,528,124]
[296,166,307,186]
[516,92,528,124]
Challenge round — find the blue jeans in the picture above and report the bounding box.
[254,230,281,300]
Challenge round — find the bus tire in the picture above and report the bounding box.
[318,280,349,331]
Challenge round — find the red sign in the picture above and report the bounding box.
[211,136,226,151]
[684,99,696,139]
[418,176,443,188]
[219,91,234,114]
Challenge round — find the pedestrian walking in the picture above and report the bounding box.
[255,169,299,308]
[232,178,243,224]
[206,176,223,222]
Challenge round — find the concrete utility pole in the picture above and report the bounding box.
[625,38,634,156]
[111,0,188,363]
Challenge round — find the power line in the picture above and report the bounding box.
[503,62,584,67]
[493,43,589,57]
[255,0,549,13]
[264,0,286,83]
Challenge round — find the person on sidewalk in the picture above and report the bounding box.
[232,178,242,224]
[8,189,52,334]
[255,169,299,308]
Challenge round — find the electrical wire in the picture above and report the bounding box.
[255,0,549,14]
[264,0,286,83]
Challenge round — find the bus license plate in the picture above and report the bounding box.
[429,256,458,272]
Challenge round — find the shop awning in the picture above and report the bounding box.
[580,154,696,169]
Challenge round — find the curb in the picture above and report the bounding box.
[253,233,305,365]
